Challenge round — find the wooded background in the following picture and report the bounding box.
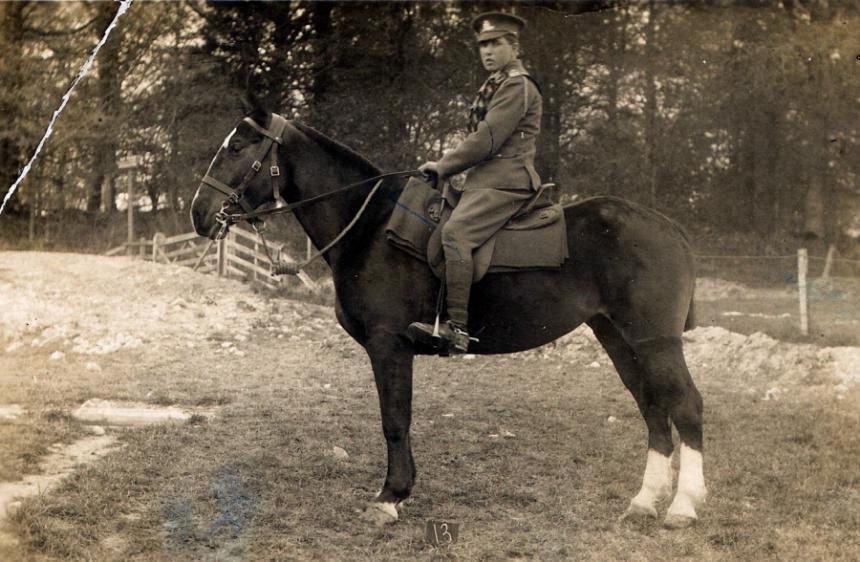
[1,0,858,262]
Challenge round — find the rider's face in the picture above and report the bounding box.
[479,36,518,72]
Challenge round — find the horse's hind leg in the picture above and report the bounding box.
[589,316,673,520]
[631,335,706,529]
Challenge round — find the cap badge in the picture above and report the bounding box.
[481,20,496,32]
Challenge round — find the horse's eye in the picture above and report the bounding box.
[228,142,242,153]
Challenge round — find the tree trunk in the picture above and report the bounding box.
[0,4,27,205]
[644,1,658,208]
[308,2,335,124]
[753,108,779,235]
[605,6,626,196]
[92,2,122,213]
[28,193,36,243]
[803,176,825,239]
[532,4,563,187]
[147,181,159,214]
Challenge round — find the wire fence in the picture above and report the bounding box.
[695,247,860,285]
[694,246,860,344]
[105,234,857,343]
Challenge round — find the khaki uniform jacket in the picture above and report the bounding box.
[437,61,542,191]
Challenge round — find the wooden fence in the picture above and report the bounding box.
[105,227,319,292]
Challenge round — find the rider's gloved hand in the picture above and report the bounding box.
[418,161,440,189]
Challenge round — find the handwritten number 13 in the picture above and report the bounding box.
[433,523,453,544]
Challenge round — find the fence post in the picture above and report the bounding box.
[253,238,259,282]
[151,232,162,263]
[126,171,136,257]
[139,236,146,259]
[217,237,226,277]
[798,248,809,336]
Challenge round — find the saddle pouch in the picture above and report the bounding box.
[385,176,442,261]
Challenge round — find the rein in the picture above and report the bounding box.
[253,176,386,276]
[202,114,421,276]
[221,169,421,224]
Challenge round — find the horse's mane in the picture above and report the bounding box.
[292,121,382,176]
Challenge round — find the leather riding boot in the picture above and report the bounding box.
[444,256,472,328]
[409,227,477,353]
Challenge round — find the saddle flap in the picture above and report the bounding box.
[386,178,568,283]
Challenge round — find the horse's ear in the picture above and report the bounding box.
[239,92,268,126]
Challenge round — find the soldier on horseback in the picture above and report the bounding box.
[409,12,543,352]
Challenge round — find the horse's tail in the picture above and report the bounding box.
[684,290,696,331]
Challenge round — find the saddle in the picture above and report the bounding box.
[385,177,569,282]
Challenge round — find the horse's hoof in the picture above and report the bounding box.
[618,502,658,522]
[360,502,398,527]
[663,513,697,529]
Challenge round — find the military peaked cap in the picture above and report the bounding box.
[471,12,526,42]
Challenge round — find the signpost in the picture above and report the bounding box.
[118,155,143,256]
[798,248,809,336]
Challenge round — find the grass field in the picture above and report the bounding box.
[3,323,859,561]
[697,294,860,348]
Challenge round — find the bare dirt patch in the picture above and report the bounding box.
[72,399,204,426]
[0,251,270,357]
[0,435,119,546]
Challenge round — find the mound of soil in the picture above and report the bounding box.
[683,326,860,388]
[2,251,857,394]
[533,325,858,391]
[0,252,338,359]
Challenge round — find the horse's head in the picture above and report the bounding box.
[190,105,288,239]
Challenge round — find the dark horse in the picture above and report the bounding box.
[190,107,706,529]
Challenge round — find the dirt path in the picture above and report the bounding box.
[0,251,858,560]
[0,435,119,546]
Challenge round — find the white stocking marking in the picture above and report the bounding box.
[630,449,672,511]
[376,501,398,519]
[371,491,399,519]
[667,443,706,519]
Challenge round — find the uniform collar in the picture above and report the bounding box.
[502,59,526,76]
[488,59,527,82]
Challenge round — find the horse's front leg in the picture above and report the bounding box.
[361,331,416,526]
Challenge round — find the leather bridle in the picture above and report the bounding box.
[201,113,289,239]
[199,113,422,275]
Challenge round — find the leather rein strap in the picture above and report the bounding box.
[220,168,422,224]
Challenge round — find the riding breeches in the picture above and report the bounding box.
[441,187,533,325]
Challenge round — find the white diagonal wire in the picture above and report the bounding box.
[0,0,134,216]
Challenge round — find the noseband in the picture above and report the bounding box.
[202,114,289,239]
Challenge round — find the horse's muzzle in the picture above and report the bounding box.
[190,190,221,238]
